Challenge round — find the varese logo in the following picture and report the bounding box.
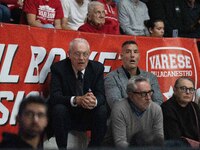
[146,47,197,100]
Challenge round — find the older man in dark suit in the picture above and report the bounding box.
[50,38,107,149]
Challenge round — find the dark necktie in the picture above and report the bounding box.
[76,71,83,96]
[77,71,83,82]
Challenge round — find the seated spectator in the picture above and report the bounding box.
[147,0,183,37]
[161,77,200,143]
[23,0,64,29]
[104,40,163,109]
[1,0,23,24]
[181,0,200,38]
[118,0,149,36]
[61,0,89,30]
[110,76,164,148]
[50,38,107,149]
[0,4,11,22]
[144,19,165,37]
[97,0,120,34]
[78,1,120,34]
[0,96,48,149]
[153,0,200,38]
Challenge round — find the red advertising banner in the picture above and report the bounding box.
[0,23,200,140]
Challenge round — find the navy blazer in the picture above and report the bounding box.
[50,58,106,107]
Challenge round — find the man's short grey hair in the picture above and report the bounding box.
[126,76,150,93]
[69,38,90,54]
[88,1,104,14]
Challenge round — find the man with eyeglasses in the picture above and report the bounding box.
[104,40,163,110]
[49,38,107,149]
[0,96,48,149]
[110,76,164,148]
[161,77,200,142]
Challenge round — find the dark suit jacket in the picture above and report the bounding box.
[50,58,106,108]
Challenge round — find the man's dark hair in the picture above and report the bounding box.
[18,96,48,116]
[174,77,195,88]
[122,40,138,48]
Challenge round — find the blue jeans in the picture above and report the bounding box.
[0,4,11,22]
[42,23,55,28]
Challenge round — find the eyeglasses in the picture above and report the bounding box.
[132,90,154,97]
[23,111,47,119]
[176,86,196,94]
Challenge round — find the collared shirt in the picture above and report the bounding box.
[118,0,149,35]
[122,66,140,79]
[70,68,85,107]
[71,65,86,79]
[128,98,145,117]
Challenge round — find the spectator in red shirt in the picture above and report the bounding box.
[23,0,63,29]
[78,1,120,34]
[97,0,120,34]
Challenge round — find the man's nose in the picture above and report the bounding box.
[145,93,151,100]
[185,89,190,94]
[79,53,84,59]
[130,51,135,57]
[33,115,40,122]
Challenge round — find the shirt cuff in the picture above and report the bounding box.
[70,96,78,107]
[94,98,98,107]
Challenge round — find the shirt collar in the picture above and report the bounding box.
[72,66,85,78]
[122,66,140,79]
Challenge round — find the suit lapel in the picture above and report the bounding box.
[65,59,77,95]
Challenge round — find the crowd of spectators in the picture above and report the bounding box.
[1,0,200,38]
[0,34,199,149]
